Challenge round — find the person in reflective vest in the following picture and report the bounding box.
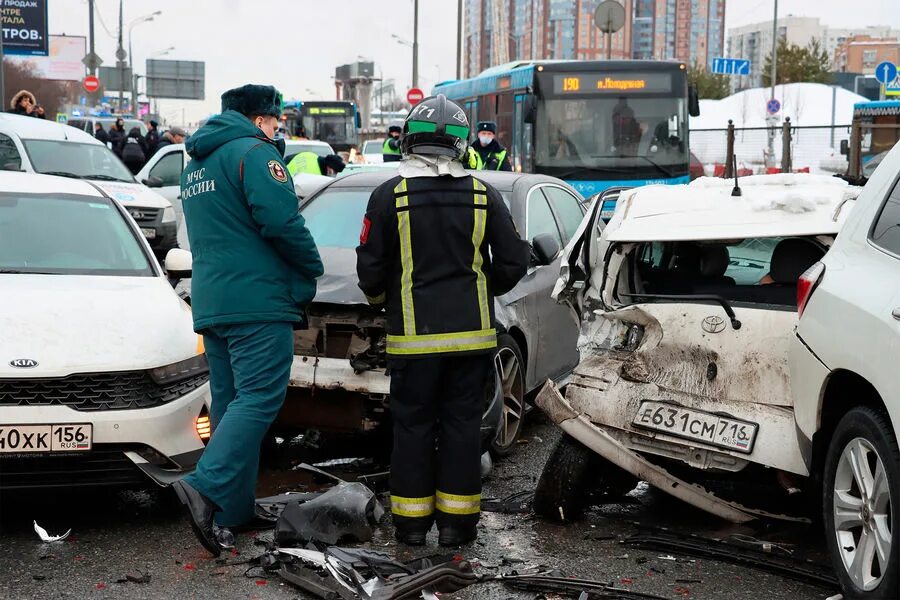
[382,124,402,162]
[287,152,346,176]
[471,121,511,171]
[356,95,529,547]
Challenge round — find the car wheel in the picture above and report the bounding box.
[490,334,526,457]
[823,406,900,599]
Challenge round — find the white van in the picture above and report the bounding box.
[0,113,176,255]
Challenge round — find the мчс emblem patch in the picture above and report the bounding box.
[268,160,288,182]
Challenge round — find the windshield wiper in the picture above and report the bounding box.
[0,269,59,274]
[619,292,742,330]
[633,156,678,178]
[40,171,84,179]
[550,166,627,179]
[86,174,132,182]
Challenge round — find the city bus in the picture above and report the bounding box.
[434,60,699,204]
[282,100,361,152]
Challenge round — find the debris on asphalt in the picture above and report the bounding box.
[625,525,839,588]
[312,457,374,470]
[497,572,670,599]
[33,521,70,543]
[481,490,534,514]
[115,572,151,584]
[275,481,385,545]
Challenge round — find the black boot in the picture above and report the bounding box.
[171,480,221,557]
[394,529,427,546]
[438,526,477,547]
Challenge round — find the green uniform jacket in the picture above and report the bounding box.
[181,110,323,331]
[286,151,322,176]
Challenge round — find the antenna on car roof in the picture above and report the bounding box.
[731,155,742,197]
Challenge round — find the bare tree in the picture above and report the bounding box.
[3,59,71,116]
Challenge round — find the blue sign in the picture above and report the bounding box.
[767,98,781,115]
[711,57,751,76]
[875,61,898,85]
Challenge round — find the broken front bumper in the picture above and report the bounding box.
[536,380,805,523]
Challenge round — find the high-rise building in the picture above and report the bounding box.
[834,35,900,75]
[463,0,724,78]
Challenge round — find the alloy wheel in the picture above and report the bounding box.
[493,347,524,451]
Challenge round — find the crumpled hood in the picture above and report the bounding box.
[186,110,267,159]
[314,247,368,305]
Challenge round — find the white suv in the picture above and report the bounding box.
[790,143,900,598]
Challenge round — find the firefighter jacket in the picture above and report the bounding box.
[356,174,529,357]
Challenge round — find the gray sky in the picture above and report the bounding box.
[49,1,896,124]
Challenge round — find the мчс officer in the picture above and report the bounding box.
[171,84,323,556]
[356,95,529,547]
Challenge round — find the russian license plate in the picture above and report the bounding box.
[140,228,157,239]
[632,401,758,454]
[0,424,93,453]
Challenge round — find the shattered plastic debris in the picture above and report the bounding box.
[275,481,385,545]
[33,521,71,543]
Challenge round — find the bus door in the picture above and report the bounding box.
[514,94,533,173]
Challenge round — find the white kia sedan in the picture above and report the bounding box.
[0,172,210,490]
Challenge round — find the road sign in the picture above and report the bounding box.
[146,60,205,100]
[711,57,751,76]
[766,98,781,115]
[407,88,424,105]
[82,51,103,71]
[55,113,67,124]
[82,75,100,94]
[875,61,897,85]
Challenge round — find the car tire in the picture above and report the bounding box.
[823,406,900,600]
[534,433,637,523]
[490,334,526,457]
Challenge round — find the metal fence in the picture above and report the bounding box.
[691,121,852,178]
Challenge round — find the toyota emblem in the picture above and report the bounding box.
[701,316,726,334]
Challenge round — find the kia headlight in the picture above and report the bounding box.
[150,354,208,385]
[162,206,176,223]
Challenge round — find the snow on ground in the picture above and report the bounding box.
[689,83,867,174]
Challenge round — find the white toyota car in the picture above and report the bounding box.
[0,172,209,490]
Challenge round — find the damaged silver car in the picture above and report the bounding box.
[534,174,862,523]
[281,170,584,456]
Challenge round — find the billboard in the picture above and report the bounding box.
[98,66,133,92]
[2,0,48,56]
[146,59,205,100]
[8,35,85,81]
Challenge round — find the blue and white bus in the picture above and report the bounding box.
[282,100,361,152]
[434,60,699,200]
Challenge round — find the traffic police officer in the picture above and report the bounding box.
[471,121,511,171]
[171,84,323,556]
[382,124,402,162]
[356,95,529,546]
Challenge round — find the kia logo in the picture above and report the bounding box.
[9,358,38,368]
[701,316,726,334]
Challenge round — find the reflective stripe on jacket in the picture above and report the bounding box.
[286,151,321,176]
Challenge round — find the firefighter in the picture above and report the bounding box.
[382,124,402,162]
[471,121,511,171]
[356,95,529,547]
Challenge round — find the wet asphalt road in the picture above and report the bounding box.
[0,418,838,600]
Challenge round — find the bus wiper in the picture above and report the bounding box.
[619,292,742,330]
[551,166,627,179]
[40,171,83,179]
[632,156,677,178]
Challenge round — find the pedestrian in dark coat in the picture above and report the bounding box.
[8,90,36,116]
[108,118,127,156]
[118,127,148,174]
[94,123,109,145]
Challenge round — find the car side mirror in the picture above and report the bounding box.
[688,84,700,117]
[532,233,560,266]
[840,139,849,156]
[165,248,192,281]
[523,94,538,124]
[143,175,164,188]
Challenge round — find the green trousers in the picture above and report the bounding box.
[184,322,293,527]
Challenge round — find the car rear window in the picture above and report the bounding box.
[0,193,152,276]
[623,236,828,308]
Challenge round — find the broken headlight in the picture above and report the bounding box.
[149,354,209,385]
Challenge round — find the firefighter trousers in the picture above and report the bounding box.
[388,353,492,534]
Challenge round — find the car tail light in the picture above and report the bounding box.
[797,262,825,318]
[196,408,211,443]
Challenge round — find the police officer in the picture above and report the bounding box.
[471,121,511,171]
[356,95,529,547]
[382,124,402,162]
[171,84,323,556]
[286,151,346,176]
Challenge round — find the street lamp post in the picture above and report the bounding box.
[393,32,419,91]
[127,10,161,113]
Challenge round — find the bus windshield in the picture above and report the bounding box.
[302,114,356,146]
[535,96,687,175]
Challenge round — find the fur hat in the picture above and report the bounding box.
[477,121,497,134]
[10,89,35,110]
[221,84,282,117]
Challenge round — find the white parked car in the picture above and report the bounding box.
[790,143,900,598]
[0,113,176,255]
[0,172,209,490]
[360,139,385,164]
[535,174,862,524]
[284,139,335,164]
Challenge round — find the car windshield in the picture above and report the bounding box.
[301,188,370,248]
[23,140,135,182]
[0,193,153,276]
